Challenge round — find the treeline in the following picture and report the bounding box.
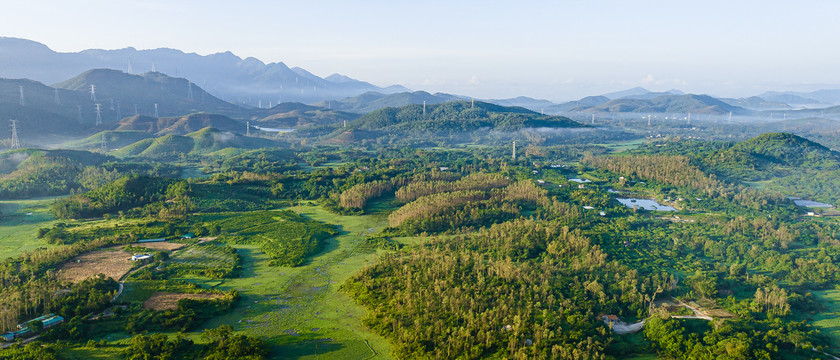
[0,236,127,330]
[643,316,818,359]
[51,175,193,219]
[394,172,510,203]
[338,180,396,209]
[346,219,661,359]
[124,290,238,333]
[122,325,269,360]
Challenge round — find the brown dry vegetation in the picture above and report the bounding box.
[142,292,225,310]
[133,241,187,251]
[58,247,134,282]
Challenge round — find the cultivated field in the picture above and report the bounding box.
[58,247,135,282]
[134,241,187,251]
[143,292,225,310]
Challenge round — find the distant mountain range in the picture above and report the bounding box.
[0,37,409,105]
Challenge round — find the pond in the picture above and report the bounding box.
[617,198,677,211]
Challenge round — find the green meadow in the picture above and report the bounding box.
[0,197,59,259]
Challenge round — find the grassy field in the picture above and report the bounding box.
[810,290,840,355]
[0,197,59,259]
[175,203,395,360]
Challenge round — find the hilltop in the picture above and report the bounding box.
[113,127,280,158]
[55,69,241,118]
[322,100,592,146]
[247,102,359,129]
[315,91,465,114]
[584,94,750,115]
[114,113,244,135]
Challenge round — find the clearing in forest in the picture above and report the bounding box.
[142,292,226,310]
[58,247,134,282]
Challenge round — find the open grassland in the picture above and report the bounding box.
[143,292,226,310]
[58,246,135,282]
[811,290,840,355]
[180,203,396,360]
[0,197,58,259]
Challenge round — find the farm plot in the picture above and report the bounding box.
[169,241,239,277]
[143,292,226,310]
[58,246,135,282]
[134,241,187,251]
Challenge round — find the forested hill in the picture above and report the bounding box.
[632,133,840,204]
[730,132,837,166]
[349,100,582,133]
[55,69,241,118]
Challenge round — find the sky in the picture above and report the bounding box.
[1,0,839,101]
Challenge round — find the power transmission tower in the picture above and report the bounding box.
[9,120,21,149]
[95,104,102,126]
[246,121,251,136]
[512,141,516,161]
[54,88,60,105]
[77,105,82,122]
[90,84,96,101]
[423,101,426,116]
[110,98,115,111]
[134,104,139,116]
[187,80,194,100]
[154,104,159,118]
[127,58,134,74]
[18,86,24,106]
[101,132,107,150]
[116,101,121,120]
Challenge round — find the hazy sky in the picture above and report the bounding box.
[2,0,839,101]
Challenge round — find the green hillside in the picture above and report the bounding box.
[248,102,358,129]
[353,101,578,131]
[0,148,118,198]
[0,78,92,139]
[54,69,241,119]
[116,113,244,135]
[59,130,155,150]
[113,127,280,158]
